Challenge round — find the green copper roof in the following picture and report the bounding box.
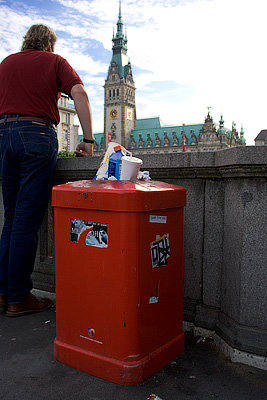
[130,119,203,147]
[110,53,129,79]
[135,117,164,129]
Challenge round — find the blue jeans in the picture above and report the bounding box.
[0,117,58,304]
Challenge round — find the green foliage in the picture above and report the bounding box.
[58,150,75,158]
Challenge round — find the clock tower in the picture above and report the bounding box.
[104,0,136,148]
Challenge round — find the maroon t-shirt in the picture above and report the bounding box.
[0,49,83,125]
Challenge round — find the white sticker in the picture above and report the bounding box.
[151,233,170,268]
[149,215,167,224]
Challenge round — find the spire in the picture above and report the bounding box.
[219,112,224,129]
[205,106,212,123]
[240,124,246,143]
[116,0,124,39]
[112,0,127,50]
[240,124,244,138]
[110,0,128,78]
[118,0,122,22]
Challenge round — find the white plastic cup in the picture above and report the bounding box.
[120,155,143,180]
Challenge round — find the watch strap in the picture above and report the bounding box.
[83,138,95,144]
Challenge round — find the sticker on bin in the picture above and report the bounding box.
[80,328,103,345]
[87,328,95,337]
[70,219,108,248]
[149,215,167,224]
[151,234,170,268]
[149,295,159,304]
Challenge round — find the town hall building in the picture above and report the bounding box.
[74,1,246,154]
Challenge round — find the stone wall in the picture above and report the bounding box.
[0,146,266,358]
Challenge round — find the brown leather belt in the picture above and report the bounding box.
[0,116,54,126]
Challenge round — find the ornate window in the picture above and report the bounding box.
[155,132,161,147]
[147,133,152,148]
[163,132,170,147]
[172,131,178,146]
[93,141,98,151]
[100,137,105,151]
[111,123,117,140]
[191,133,197,145]
[130,134,136,149]
[138,134,144,148]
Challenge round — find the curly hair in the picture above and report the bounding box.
[21,24,57,52]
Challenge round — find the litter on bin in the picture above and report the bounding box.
[147,394,164,400]
[137,170,150,181]
[94,141,145,181]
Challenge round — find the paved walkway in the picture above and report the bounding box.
[0,303,267,400]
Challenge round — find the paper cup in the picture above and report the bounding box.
[120,155,143,180]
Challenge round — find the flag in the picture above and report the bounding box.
[182,124,185,152]
[108,132,112,142]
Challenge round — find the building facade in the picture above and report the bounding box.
[78,1,246,154]
[91,2,246,154]
[254,130,267,146]
[57,94,79,152]
[127,111,245,154]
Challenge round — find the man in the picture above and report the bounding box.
[0,24,95,316]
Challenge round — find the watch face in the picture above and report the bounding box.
[127,109,133,121]
[110,108,118,119]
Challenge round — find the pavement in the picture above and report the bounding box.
[0,298,267,400]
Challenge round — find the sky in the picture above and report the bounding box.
[1,0,266,145]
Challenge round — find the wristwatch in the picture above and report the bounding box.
[83,138,95,143]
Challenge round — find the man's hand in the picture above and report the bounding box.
[75,141,93,157]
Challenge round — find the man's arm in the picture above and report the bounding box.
[70,84,95,156]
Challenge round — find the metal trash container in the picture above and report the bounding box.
[52,180,186,385]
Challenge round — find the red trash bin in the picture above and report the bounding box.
[52,180,186,385]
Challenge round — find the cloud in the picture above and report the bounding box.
[1,0,266,144]
[0,5,34,56]
[56,40,108,75]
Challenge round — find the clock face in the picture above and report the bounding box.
[110,108,118,119]
[127,108,133,121]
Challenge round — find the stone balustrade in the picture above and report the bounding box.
[0,146,266,364]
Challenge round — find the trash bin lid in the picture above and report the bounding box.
[52,180,186,212]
